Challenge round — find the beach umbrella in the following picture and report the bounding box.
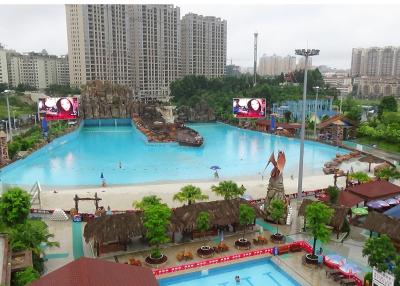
[359,155,385,172]
[325,254,346,267]
[385,198,400,205]
[367,200,390,209]
[220,230,224,242]
[210,166,221,170]
[276,126,284,130]
[351,207,368,216]
[259,226,264,236]
[339,262,362,275]
[241,194,254,201]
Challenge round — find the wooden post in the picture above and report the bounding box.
[74,194,79,212]
[95,192,99,210]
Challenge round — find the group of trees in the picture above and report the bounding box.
[170,70,335,124]
[45,84,80,97]
[357,96,400,146]
[362,235,400,286]
[8,121,70,159]
[0,187,59,285]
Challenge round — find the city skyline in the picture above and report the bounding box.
[0,4,400,70]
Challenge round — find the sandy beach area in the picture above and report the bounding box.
[38,173,348,212]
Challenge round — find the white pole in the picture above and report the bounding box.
[5,92,12,140]
[297,55,308,200]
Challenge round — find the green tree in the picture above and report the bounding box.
[326,186,340,204]
[305,202,334,257]
[239,204,255,240]
[211,181,246,200]
[143,204,171,258]
[378,96,398,117]
[394,255,400,286]
[269,199,285,234]
[342,96,363,122]
[349,171,371,184]
[10,220,59,255]
[362,235,396,272]
[11,266,40,286]
[173,185,209,205]
[196,211,210,246]
[375,167,400,181]
[132,195,162,210]
[0,187,31,226]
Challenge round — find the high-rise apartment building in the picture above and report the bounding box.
[258,54,296,76]
[181,13,227,78]
[131,5,180,101]
[296,57,312,70]
[350,46,400,78]
[66,4,133,88]
[56,55,70,86]
[0,46,8,85]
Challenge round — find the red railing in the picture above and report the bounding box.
[152,240,363,286]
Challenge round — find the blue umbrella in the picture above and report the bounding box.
[210,166,221,170]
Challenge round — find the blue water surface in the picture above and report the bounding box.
[0,121,347,186]
[158,257,300,286]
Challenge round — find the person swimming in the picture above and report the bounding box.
[235,275,240,283]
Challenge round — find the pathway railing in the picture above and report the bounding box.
[152,240,363,286]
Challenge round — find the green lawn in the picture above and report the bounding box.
[353,137,400,154]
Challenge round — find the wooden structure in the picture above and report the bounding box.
[317,114,357,145]
[83,212,144,256]
[0,234,11,286]
[11,250,33,272]
[171,198,266,234]
[74,193,102,213]
[346,180,400,202]
[30,257,159,286]
[362,211,400,250]
[298,199,350,239]
[255,120,301,136]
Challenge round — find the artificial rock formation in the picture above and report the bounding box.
[176,101,215,122]
[80,81,137,119]
[264,151,288,224]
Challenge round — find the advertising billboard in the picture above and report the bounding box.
[233,98,266,118]
[38,97,79,121]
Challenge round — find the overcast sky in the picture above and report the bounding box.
[0,4,399,69]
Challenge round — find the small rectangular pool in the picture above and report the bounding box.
[158,257,300,286]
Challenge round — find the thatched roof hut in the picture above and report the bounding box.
[171,198,266,232]
[298,199,350,234]
[83,212,144,244]
[362,211,400,243]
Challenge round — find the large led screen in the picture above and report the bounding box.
[38,97,79,121]
[233,98,266,118]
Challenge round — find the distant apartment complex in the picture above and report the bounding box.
[0,45,69,89]
[181,13,227,78]
[350,46,400,98]
[258,54,296,76]
[323,72,352,96]
[65,5,227,101]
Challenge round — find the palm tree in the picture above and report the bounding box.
[173,185,208,205]
[211,181,246,200]
[348,171,371,184]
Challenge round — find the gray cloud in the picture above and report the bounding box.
[0,4,399,69]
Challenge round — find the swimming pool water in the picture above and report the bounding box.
[158,257,300,286]
[0,121,347,186]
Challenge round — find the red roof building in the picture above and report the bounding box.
[346,180,400,202]
[30,257,158,286]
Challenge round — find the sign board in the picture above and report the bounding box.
[373,267,395,286]
[233,98,266,118]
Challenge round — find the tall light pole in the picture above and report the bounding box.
[253,32,258,87]
[1,90,13,140]
[294,49,319,200]
[313,86,320,139]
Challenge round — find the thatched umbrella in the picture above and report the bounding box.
[359,155,385,172]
